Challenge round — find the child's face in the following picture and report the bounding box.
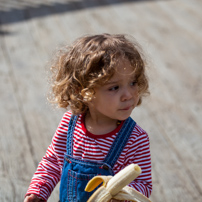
[88,58,140,121]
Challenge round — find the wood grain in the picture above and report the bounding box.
[0,0,202,201]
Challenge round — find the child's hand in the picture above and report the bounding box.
[24,194,44,202]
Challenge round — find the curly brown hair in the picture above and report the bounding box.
[49,34,149,114]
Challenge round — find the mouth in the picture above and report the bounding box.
[120,106,132,111]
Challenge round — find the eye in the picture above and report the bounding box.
[109,86,119,91]
[130,81,137,86]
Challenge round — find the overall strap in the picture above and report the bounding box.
[104,117,136,168]
[66,115,78,155]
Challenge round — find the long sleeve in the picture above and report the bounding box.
[128,132,152,197]
[25,112,71,201]
[26,143,62,201]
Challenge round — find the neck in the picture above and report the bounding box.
[85,112,118,135]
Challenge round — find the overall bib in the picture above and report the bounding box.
[59,115,136,202]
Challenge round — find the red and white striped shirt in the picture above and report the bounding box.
[26,111,152,201]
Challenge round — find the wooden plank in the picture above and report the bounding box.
[0,2,63,201]
[0,7,65,202]
[0,30,37,202]
[0,0,202,201]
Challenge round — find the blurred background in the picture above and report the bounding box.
[0,0,202,201]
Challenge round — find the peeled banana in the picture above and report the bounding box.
[85,164,151,202]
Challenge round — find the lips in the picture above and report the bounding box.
[121,106,132,110]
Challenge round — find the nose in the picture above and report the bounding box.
[121,87,133,102]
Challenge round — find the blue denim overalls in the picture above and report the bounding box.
[59,115,136,202]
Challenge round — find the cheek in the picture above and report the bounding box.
[133,90,140,103]
[135,93,141,105]
[97,94,118,108]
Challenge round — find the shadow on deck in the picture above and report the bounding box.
[0,0,166,25]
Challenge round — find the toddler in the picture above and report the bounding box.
[24,33,152,202]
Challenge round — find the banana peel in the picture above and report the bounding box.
[85,164,151,202]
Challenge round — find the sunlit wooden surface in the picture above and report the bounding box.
[0,0,202,201]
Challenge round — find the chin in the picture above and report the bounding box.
[118,115,131,121]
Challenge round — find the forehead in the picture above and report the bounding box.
[103,58,136,85]
[113,58,135,77]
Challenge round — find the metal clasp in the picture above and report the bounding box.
[102,164,109,170]
[65,157,71,163]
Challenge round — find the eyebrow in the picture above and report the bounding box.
[104,80,119,85]
[105,73,137,86]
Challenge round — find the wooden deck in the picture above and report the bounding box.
[0,0,202,201]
